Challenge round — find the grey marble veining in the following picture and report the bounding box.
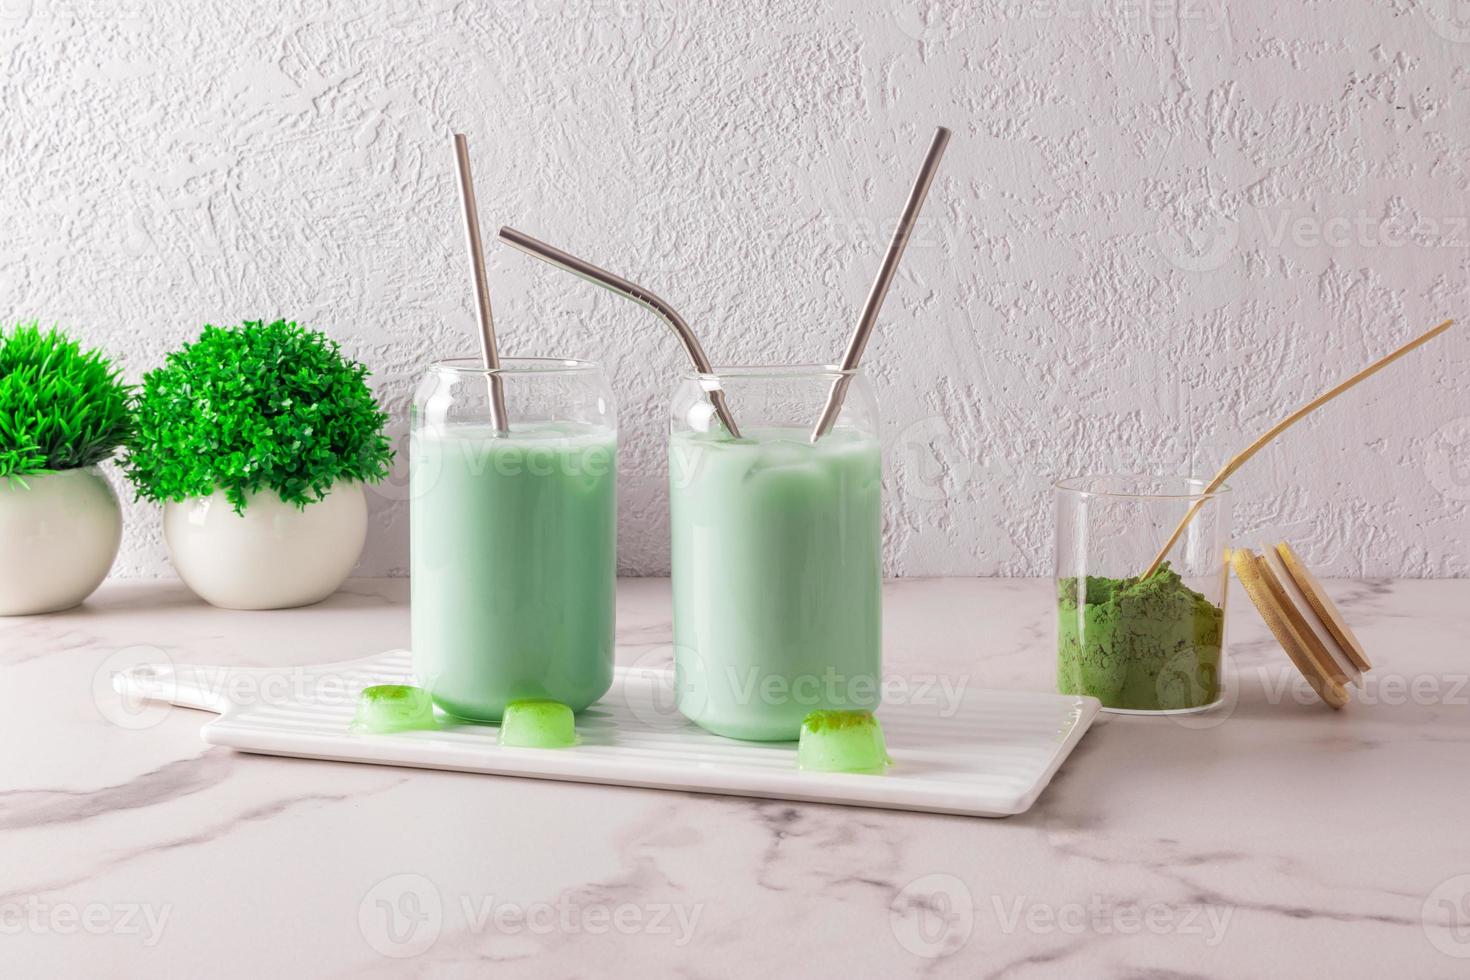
[3,577,1469,977]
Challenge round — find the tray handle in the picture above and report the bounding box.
[112,662,233,714]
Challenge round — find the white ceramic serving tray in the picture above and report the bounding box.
[115,650,1099,818]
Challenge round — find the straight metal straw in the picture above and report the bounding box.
[810,126,951,442]
[452,134,509,433]
[497,226,742,438]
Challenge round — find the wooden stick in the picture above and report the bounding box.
[1142,319,1455,579]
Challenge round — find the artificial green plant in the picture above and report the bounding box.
[126,319,393,512]
[0,323,133,479]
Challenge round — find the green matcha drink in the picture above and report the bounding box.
[411,359,617,722]
[1054,475,1231,713]
[670,425,882,741]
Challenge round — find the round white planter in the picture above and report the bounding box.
[0,467,123,616]
[164,481,367,610]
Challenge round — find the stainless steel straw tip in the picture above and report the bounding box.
[451,133,510,433]
[809,124,952,442]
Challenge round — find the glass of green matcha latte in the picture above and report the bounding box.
[410,359,617,722]
[668,366,882,741]
[1054,476,1231,713]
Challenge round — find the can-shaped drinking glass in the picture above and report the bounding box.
[1055,475,1231,713]
[669,365,882,741]
[412,358,616,721]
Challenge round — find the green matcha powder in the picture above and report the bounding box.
[1056,563,1224,711]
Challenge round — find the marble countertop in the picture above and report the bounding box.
[4,577,1469,977]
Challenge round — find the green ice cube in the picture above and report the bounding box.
[797,710,891,774]
[499,699,578,748]
[351,684,438,734]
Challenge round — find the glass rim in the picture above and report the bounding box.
[431,356,602,376]
[681,363,859,382]
[1054,473,1231,501]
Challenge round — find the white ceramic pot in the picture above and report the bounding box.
[0,467,123,616]
[164,481,367,610]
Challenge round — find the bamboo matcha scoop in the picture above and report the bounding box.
[1142,318,1455,579]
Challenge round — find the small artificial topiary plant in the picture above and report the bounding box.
[0,323,134,479]
[126,319,393,512]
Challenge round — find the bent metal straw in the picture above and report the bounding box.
[497,226,741,437]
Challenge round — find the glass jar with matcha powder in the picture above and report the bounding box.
[1055,476,1231,713]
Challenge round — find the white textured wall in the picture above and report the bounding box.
[3,0,1468,578]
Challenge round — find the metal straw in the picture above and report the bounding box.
[810,126,951,442]
[497,226,741,437]
[452,134,509,433]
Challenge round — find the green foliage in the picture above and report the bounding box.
[126,319,393,512]
[0,323,134,478]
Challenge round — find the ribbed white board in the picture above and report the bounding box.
[115,651,1098,818]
